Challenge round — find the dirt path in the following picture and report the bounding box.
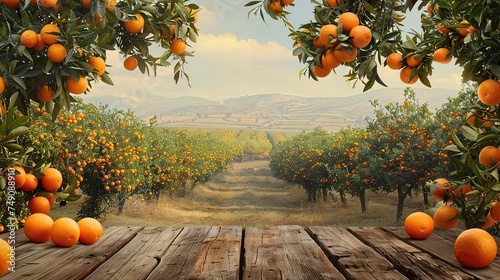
[101,160,424,227]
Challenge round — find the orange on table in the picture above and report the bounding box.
[454,228,497,268]
[77,217,103,245]
[51,217,80,247]
[41,167,62,191]
[28,196,51,214]
[24,213,54,243]
[404,212,434,239]
[0,238,11,277]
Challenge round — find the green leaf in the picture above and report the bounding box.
[461,125,479,142]
[2,126,29,142]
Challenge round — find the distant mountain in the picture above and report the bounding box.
[81,87,459,131]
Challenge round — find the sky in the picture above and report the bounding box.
[85,0,464,102]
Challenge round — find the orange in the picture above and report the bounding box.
[282,0,294,5]
[21,173,38,192]
[47,43,67,63]
[268,0,283,12]
[81,0,90,9]
[478,146,500,167]
[326,0,342,7]
[66,75,88,94]
[387,53,403,70]
[433,48,452,64]
[333,44,357,62]
[337,12,359,33]
[453,184,474,197]
[170,38,186,55]
[433,205,459,228]
[123,56,138,71]
[466,110,492,128]
[0,238,11,277]
[349,25,371,48]
[51,217,80,247]
[457,20,470,37]
[107,0,116,11]
[4,165,27,189]
[2,0,19,9]
[37,85,55,102]
[481,212,496,229]
[431,178,453,202]
[23,213,54,243]
[124,13,144,34]
[405,54,422,67]
[319,24,338,46]
[478,79,500,106]
[491,202,500,221]
[41,167,62,192]
[437,22,450,34]
[404,212,434,239]
[313,37,326,48]
[312,65,331,78]
[400,66,419,84]
[321,49,341,69]
[88,56,106,76]
[454,228,497,268]
[0,77,4,94]
[20,30,38,48]
[46,193,56,204]
[28,196,51,214]
[77,217,103,245]
[39,0,56,8]
[34,34,46,51]
[40,24,60,45]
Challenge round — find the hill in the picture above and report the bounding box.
[81,87,458,132]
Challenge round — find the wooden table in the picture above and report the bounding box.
[2,225,500,279]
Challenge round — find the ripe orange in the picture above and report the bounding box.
[478,79,500,106]
[349,25,371,48]
[77,217,103,245]
[23,213,54,243]
[123,56,138,71]
[326,0,342,8]
[333,44,357,62]
[431,178,453,202]
[81,0,90,9]
[20,30,38,48]
[405,54,422,67]
[319,24,338,46]
[39,0,56,8]
[28,196,51,214]
[5,165,27,189]
[2,0,19,9]
[387,53,403,70]
[437,22,450,34]
[433,205,459,228]
[34,34,46,51]
[46,193,56,204]
[41,167,63,192]
[0,238,11,277]
[51,217,80,247]
[481,212,496,229]
[453,184,474,198]
[21,173,38,192]
[47,43,67,63]
[466,110,492,128]
[457,20,470,37]
[37,85,55,102]
[337,12,359,33]
[478,146,500,167]
[404,212,434,239]
[88,56,106,76]
[321,49,341,69]
[268,0,283,12]
[282,0,294,5]
[0,77,4,94]
[40,24,60,45]
[491,202,500,221]
[454,228,497,268]
[124,13,145,34]
[400,66,419,84]
[433,48,452,64]
[66,75,88,94]
[170,38,186,55]
[312,65,331,78]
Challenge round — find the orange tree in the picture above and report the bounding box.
[249,0,500,228]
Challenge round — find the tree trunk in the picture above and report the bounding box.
[322,187,328,202]
[359,188,366,213]
[340,188,347,205]
[423,184,429,206]
[396,186,413,223]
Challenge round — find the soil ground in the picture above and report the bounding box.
[53,160,428,227]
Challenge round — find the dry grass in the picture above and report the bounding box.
[49,160,428,228]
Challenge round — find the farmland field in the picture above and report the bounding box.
[52,160,426,227]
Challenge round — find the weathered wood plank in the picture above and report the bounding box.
[383,226,500,280]
[307,226,407,280]
[242,225,345,280]
[349,227,475,280]
[2,226,142,280]
[146,226,241,280]
[84,227,182,280]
